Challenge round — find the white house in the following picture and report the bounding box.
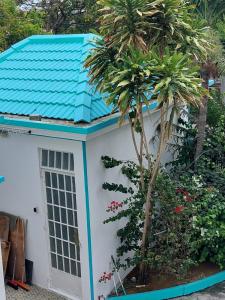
[0,34,160,300]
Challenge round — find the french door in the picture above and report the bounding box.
[41,149,82,299]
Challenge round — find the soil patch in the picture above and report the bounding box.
[111,262,221,296]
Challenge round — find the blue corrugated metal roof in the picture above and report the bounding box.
[0,34,112,123]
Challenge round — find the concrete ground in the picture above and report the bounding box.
[6,284,66,300]
[175,282,225,299]
[6,282,225,300]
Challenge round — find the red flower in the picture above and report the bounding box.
[174,205,185,213]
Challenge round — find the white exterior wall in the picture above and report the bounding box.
[0,132,91,300]
[86,111,163,299]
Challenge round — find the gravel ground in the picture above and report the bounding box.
[175,282,225,299]
[6,284,66,300]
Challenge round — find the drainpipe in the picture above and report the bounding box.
[0,176,6,300]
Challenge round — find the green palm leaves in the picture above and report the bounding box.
[153,52,203,108]
[98,0,158,52]
[194,0,225,26]
[97,0,209,55]
[87,47,204,123]
[85,0,208,282]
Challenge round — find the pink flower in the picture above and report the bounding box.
[99,272,112,283]
[106,201,124,213]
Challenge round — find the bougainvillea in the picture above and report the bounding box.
[106,201,124,213]
[99,272,112,283]
[174,205,185,213]
[102,113,225,275]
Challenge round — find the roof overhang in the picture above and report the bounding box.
[0,102,158,141]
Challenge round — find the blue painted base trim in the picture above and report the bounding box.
[82,142,94,300]
[108,270,225,300]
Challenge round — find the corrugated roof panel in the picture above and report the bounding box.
[0,34,113,122]
[0,60,80,71]
[0,69,79,82]
[7,51,83,62]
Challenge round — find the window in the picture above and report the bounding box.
[41,149,74,172]
[41,149,81,277]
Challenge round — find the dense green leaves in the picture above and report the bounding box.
[0,0,44,51]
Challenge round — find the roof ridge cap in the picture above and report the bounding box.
[73,35,99,122]
[0,37,31,63]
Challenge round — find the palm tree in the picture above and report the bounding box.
[85,0,207,282]
[193,0,225,162]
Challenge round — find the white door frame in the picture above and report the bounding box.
[40,149,82,300]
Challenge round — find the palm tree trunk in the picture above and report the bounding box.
[194,73,209,163]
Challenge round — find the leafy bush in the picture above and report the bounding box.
[102,146,225,277]
[191,186,225,269]
[102,112,225,278]
[207,90,225,128]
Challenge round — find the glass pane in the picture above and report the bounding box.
[69,227,75,243]
[65,176,71,191]
[64,258,70,273]
[70,154,74,171]
[49,151,55,168]
[56,152,62,169]
[72,194,77,210]
[63,241,69,257]
[51,173,57,188]
[77,262,81,277]
[72,177,76,192]
[57,255,63,271]
[55,223,61,238]
[46,188,52,203]
[58,174,64,190]
[54,206,60,222]
[50,237,56,252]
[61,208,67,224]
[53,190,59,205]
[42,150,48,166]
[70,243,75,259]
[68,210,74,226]
[71,260,77,276]
[77,245,80,261]
[67,193,72,209]
[59,191,66,207]
[47,205,53,220]
[45,172,51,187]
[74,211,78,227]
[74,228,79,245]
[49,221,55,236]
[62,225,68,240]
[51,253,57,268]
[57,239,62,255]
[63,153,69,170]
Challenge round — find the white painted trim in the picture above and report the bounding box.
[0,244,6,300]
